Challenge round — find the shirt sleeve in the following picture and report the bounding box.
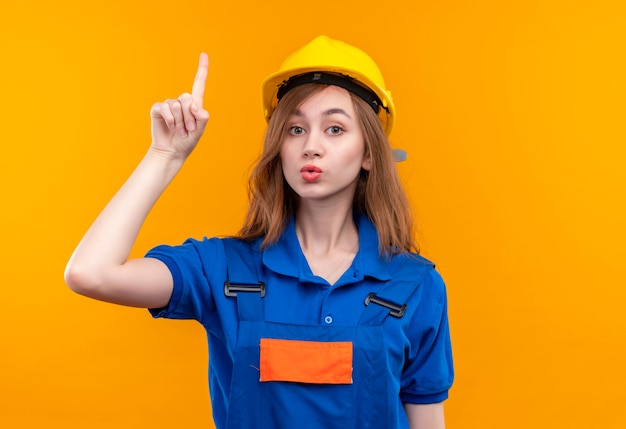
[144,237,223,324]
[400,268,454,404]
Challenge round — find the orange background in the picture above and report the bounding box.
[1,0,625,427]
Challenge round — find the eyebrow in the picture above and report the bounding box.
[292,108,352,119]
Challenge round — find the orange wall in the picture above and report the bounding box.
[1,0,625,427]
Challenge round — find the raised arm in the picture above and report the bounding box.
[64,54,210,308]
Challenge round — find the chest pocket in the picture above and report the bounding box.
[260,338,353,384]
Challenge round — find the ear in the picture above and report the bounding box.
[361,154,372,171]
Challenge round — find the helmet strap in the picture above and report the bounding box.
[276,72,386,114]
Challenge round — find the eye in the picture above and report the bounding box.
[327,125,344,135]
[289,126,305,135]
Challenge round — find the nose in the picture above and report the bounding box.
[302,131,324,158]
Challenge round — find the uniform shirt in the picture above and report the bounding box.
[146,214,454,427]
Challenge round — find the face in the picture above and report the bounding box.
[279,85,371,204]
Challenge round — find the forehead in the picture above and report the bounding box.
[292,85,355,117]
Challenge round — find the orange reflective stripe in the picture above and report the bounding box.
[259,338,353,384]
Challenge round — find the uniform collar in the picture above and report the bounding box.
[262,213,393,282]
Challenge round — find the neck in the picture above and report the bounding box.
[295,204,360,285]
[295,205,358,254]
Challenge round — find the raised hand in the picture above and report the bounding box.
[65,53,212,309]
[150,53,210,159]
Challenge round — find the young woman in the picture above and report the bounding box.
[65,35,454,429]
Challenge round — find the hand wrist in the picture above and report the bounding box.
[140,147,187,185]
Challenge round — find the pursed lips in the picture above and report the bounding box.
[300,164,322,182]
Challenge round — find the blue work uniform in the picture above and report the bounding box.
[147,214,454,429]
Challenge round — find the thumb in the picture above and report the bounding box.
[191,101,210,124]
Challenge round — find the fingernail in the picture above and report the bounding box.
[187,122,195,131]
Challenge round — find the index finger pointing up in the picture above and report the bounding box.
[191,52,209,108]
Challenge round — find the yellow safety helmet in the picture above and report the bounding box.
[262,35,397,138]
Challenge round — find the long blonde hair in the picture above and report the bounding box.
[237,84,418,256]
